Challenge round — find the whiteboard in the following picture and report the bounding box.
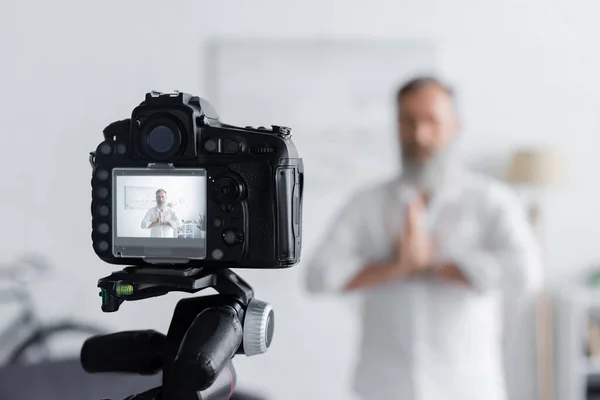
[124,186,156,210]
[205,39,437,192]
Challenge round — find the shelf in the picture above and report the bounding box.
[589,358,600,375]
[557,284,600,309]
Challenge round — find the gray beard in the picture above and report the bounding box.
[400,146,458,193]
[157,202,166,210]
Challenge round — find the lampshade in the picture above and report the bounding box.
[505,149,567,186]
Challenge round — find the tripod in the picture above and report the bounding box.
[80,266,274,400]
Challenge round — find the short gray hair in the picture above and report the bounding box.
[396,76,454,103]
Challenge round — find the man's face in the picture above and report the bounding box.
[397,85,460,165]
[156,191,167,206]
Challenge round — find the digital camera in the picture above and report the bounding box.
[90,91,304,269]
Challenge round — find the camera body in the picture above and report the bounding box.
[90,91,303,269]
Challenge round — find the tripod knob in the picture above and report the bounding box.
[243,298,274,356]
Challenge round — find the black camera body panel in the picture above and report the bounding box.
[90,91,303,270]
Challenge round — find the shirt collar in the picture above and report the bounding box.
[393,162,466,198]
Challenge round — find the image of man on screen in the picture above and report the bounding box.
[140,189,182,238]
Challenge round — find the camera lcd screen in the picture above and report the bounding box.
[112,168,207,260]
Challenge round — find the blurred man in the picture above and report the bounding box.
[141,189,182,238]
[305,77,542,400]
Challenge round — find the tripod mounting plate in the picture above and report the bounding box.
[98,266,254,312]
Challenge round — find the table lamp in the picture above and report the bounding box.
[505,148,567,400]
[507,149,566,185]
[506,149,566,226]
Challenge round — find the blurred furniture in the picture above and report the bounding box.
[178,222,197,238]
[554,285,600,400]
[0,254,105,365]
[0,358,161,400]
[0,357,267,400]
[506,148,567,400]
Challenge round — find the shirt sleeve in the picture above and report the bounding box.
[443,186,543,295]
[141,209,155,229]
[304,192,371,294]
[167,209,183,229]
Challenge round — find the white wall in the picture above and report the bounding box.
[1,0,600,399]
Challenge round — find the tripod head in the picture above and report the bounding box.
[80,265,274,400]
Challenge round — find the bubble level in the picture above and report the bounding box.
[115,283,134,296]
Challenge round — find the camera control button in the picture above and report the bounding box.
[223,230,236,245]
[213,177,239,203]
[221,139,241,154]
[223,229,244,245]
[99,143,112,155]
[212,249,224,260]
[96,187,109,199]
[204,139,218,153]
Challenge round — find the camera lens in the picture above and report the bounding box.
[213,177,240,204]
[146,125,175,153]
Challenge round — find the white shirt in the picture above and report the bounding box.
[140,206,182,238]
[305,167,543,400]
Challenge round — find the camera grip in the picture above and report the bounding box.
[173,305,242,392]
